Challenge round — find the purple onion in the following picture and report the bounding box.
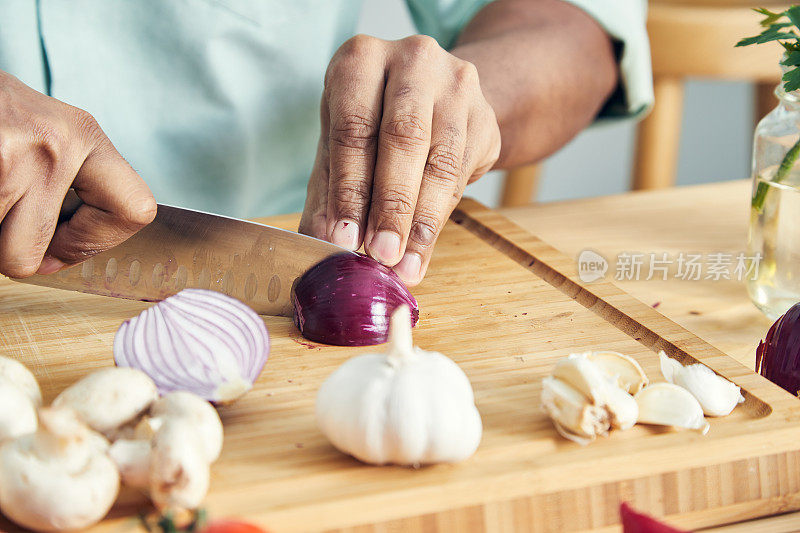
[292,253,419,346]
[114,289,269,403]
[756,302,800,396]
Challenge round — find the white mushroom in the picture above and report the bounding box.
[0,406,119,531]
[149,417,210,512]
[147,391,223,462]
[53,367,158,436]
[0,377,37,441]
[108,438,151,489]
[0,355,42,407]
[108,391,222,510]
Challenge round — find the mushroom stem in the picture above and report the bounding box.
[386,305,414,367]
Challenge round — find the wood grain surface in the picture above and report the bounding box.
[499,180,770,369]
[0,195,797,532]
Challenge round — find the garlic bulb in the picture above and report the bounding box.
[635,383,710,434]
[659,352,744,417]
[316,305,481,466]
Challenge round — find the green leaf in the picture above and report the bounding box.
[768,22,795,29]
[783,66,800,91]
[783,50,800,66]
[736,26,797,47]
[786,6,800,31]
[754,7,786,26]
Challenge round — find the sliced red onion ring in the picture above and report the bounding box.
[114,289,269,403]
[292,253,419,346]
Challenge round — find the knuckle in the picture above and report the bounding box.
[31,120,71,173]
[402,35,440,60]
[0,260,39,279]
[331,180,370,216]
[425,141,463,184]
[0,222,53,278]
[409,213,441,248]
[381,114,428,150]
[452,60,480,89]
[375,189,416,221]
[330,111,378,151]
[337,34,378,62]
[71,108,103,143]
[120,193,157,229]
[0,134,13,179]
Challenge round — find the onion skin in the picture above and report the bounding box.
[292,254,419,346]
[756,302,800,396]
[620,502,686,533]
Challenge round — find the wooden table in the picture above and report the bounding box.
[503,179,800,532]
[501,179,771,371]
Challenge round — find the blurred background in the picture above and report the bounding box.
[359,0,757,207]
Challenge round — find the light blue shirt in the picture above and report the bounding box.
[0,0,651,218]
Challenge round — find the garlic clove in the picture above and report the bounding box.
[605,384,638,430]
[635,383,710,434]
[542,377,610,443]
[587,351,649,394]
[551,354,609,404]
[659,351,683,384]
[659,352,744,417]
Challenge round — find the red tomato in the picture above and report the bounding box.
[200,520,268,533]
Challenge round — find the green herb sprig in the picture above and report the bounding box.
[738,6,800,211]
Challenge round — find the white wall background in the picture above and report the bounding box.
[358,0,757,207]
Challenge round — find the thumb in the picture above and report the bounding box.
[45,141,156,266]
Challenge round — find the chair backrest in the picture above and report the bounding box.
[633,1,790,190]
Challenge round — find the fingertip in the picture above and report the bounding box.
[394,252,423,285]
[330,219,360,250]
[366,230,402,266]
[36,255,65,276]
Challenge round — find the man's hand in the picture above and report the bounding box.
[0,71,156,278]
[299,34,501,286]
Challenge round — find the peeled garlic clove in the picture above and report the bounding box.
[635,383,710,434]
[587,351,649,394]
[605,385,638,430]
[659,351,683,384]
[542,377,610,443]
[659,352,744,417]
[552,354,609,404]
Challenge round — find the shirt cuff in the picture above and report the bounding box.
[559,0,654,120]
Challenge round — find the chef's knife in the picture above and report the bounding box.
[14,191,351,316]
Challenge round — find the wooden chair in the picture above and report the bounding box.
[499,0,789,206]
[633,0,789,190]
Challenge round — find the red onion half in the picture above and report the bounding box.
[292,253,419,346]
[756,302,800,396]
[114,289,269,403]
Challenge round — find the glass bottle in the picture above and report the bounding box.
[747,81,800,320]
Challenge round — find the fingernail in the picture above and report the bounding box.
[368,231,401,265]
[394,253,422,285]
[330,219,360,250]
[37,256,65,275]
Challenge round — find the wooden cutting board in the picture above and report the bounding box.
[0,199,797,533]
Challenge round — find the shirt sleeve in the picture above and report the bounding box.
[559,0,654,120]
[404,0,494,50]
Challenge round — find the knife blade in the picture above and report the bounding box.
[15,194,351,316]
